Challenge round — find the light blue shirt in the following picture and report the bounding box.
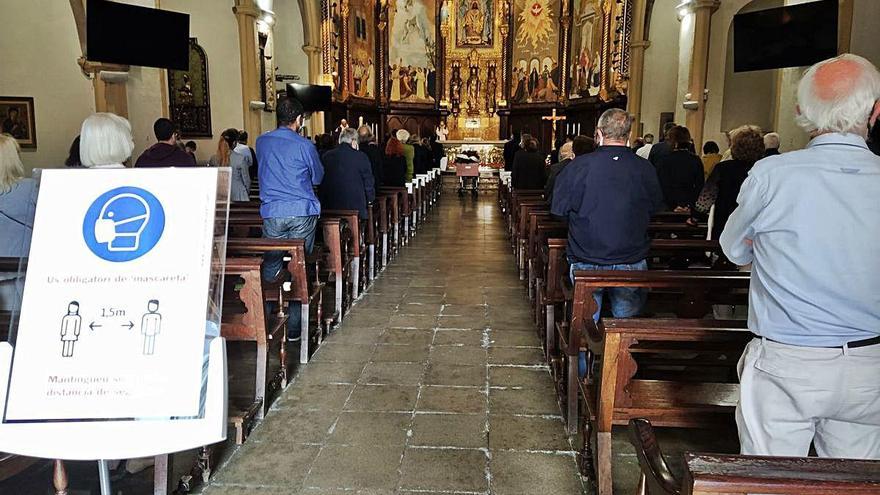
[720,133,880,347]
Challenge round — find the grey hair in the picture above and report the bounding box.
[0,134,24,193]
[796,54,880,134]
[763,132,780,149]
[79,113,134,167]
[597,108,634,140]
[339,127,359,145]
[357,125,373,144]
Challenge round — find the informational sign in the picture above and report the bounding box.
[4,168,219,422]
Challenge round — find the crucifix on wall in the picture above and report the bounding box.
[542,108,566,150]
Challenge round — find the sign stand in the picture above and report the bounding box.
[0,168,232,492]
[98,460,111,495]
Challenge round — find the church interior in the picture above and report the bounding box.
[1,0,880,494]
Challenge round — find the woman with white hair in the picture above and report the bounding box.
[79,112,135,168]
[0,134,36,310]
[396,129,415,181]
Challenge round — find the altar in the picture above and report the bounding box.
[440,139,507,171]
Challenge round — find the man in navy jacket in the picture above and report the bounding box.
[319,128,376,219]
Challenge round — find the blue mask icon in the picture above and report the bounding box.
[83,187,165,262]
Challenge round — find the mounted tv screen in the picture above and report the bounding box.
[87,0,190,71]
[733,0,837,73]
[286,83,332,113]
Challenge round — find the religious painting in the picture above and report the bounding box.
[569,0,601,98]
[0,97,36,149]
[389,0,437,103]
[348,0,376,98]
[510,0,560,104]
[456,0,493,48]
[167,39,212,138]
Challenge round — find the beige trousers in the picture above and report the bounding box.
[737,337,880,458]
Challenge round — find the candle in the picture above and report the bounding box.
[576,123,581,135]
[358,116,364,127]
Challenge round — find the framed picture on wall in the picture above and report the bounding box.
[0,97,37,149]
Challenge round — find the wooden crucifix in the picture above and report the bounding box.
[542,108,567,150]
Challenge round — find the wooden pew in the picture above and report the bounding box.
[684,453,880,495]
[375,193,392,269]
[221,256,284,442]
[560,270,751,495]
[228,212,324,362]
[322,210,365,300]
[225,238,323,366]
[379,187,406,251]
[317,217,353,328]
[629,418,880,495]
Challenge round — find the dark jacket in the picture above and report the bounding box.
[647,140,671,167]
[319,145,376,219]
[764,148,780,157]
[656,150,704,209]
[511,150,545,190]
[384,154,408,187]
[551,146,664,265]
[413,144,431,175]
[430,140,445,168]
[711,159,753,239]
[503,137,520,171]
[360,143,384,188]
[544,158,571,203]
[135,142,197,168]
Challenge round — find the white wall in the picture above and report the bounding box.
[638,0,680,139]
[155,0,245,164]
[851,0,880,67]
[274,0,310,82]
[0,0,96,171]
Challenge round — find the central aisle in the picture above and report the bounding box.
[204,198,586,494]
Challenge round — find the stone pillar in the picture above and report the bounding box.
[234,0,263,141]
[303,44,326,134]
[626,0,650,141]
[679,0,719,149]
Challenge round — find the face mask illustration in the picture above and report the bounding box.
[93,193,151,252]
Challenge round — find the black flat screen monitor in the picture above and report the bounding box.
[87,0,190,71]
[286,83,332,113]
[733,0,838,73]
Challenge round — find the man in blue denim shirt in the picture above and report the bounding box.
[256,97,324,340]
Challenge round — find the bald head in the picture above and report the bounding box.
[797,54,880,136]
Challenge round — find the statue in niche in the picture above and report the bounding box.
[457,0,493,47]
[465,64,481,115]
[449,61,463,115]
[484,62,497,114]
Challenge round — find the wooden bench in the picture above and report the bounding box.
[629,418,880,495]
[322,210,365,300]
[225,238,323,366]
[379,187,407,250]
[221,256,285,443]
[684,452,880,495]
[317,217,353,329]
[559,270,751,495]
[375,193,393,268]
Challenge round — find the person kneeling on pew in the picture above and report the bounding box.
[256,96,324,341]
[720,54,880,459]
[550,108,664,376]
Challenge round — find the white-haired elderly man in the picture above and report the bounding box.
[763,132,780,157]
[720,54,880,459]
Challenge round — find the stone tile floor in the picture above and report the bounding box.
[0,197,739,494]
[201,198,587,495]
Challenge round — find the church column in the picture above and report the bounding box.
[558,0,572,100]
[303,44,326,133]
[233,0,263,141]
[626,0,650,141]
[339,0,351,99]
[678,0,719,149]
[499,0,511,106]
